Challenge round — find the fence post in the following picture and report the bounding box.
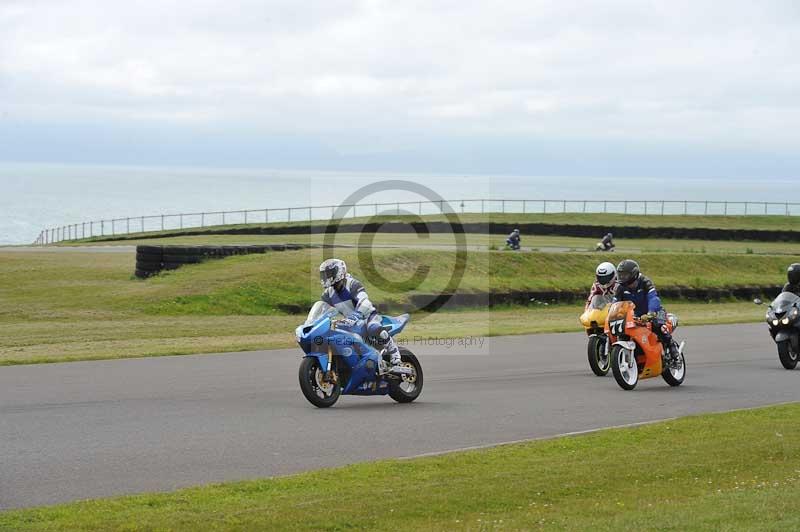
[582,200,586,213]
[660,201,665,215]
[101,221,105,236]
[481,199,485,214]
[180,214,184,228]
[502,200,505,213]
[266,209,269,223]
[419,201,422,216]
[201,213,205,227]
[645,202,648,215]
[308,207,312,221]
[563,200,566,213]
[221,212,225,226]
[684,201,688,215]
[786,203,790,216]
[724,202,728,215]
[624,201,628,214]
[704,201,708,215]
[288,208,292,222]
[744,202,748,215]
[543,200,547,214]
[374,203,378,216]
[764,202,768,215]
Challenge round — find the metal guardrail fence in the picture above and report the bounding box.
[33,199,800,245]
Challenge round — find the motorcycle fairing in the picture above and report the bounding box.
[381,314,410,336]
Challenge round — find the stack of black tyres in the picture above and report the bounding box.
[135,246,164,278]
[134,244,308,279]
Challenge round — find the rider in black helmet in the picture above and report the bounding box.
[783,263,800,296]
[613,259,680,363]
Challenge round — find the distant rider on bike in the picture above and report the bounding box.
[600,232,615,251]
[782,263,800,296]
[585,262,618,309]
[319,258,402,367]
[613,259,680,363]
[506,228,521,249]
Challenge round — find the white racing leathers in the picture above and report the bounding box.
[321,275,401,364]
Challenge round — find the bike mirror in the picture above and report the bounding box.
[753,298,763,305]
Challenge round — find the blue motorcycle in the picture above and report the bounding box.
[295,301,423,408]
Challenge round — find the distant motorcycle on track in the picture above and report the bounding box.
[295,301,423,407]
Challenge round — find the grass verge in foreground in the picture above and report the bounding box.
[3,403,799,531]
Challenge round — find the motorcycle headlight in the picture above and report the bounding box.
[782,317,790,325]
[772,319,779,326]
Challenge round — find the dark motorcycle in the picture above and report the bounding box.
[765,292,800,369]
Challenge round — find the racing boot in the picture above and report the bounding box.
[381,331,402,367]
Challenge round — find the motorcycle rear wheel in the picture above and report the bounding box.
[298,357,341,408]
[587,335,610,376]
[388,348,423,403]
[777,340,799,370]
[611,345,639,390]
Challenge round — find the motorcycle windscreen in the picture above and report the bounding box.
[588,294,612,310]
[771,292,800,316]
[607,301,631,322]
[304,301,338,325]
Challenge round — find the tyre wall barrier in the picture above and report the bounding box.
[134,244,309,278]
[108,221,799,243]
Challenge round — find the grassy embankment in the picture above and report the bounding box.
[57,232,800,255]
[2,403,798,531]
[1,247,792,364]
[59,212,800,246]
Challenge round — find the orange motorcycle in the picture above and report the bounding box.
[604,301,686,390]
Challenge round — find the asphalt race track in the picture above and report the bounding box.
[2,322,798,510]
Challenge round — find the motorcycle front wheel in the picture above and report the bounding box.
[662,350,686,386]
[388,348,423,403]
[298,357,341,408]
[610,345,639,390]
[777,340,799,370]
[587,335,610,376]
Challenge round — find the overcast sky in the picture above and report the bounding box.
[1,0,798,177]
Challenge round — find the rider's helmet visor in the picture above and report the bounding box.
[320,266,339,287]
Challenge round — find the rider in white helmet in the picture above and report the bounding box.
[319,258,402,366]
[585,262,618,309]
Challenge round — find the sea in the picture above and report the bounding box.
[0,162,795,245]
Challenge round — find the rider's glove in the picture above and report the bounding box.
[348,311,364,321]
[660,323,670,335]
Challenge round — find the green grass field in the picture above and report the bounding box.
[58,231,800,255]
[0,248,789,364]
[59,212,800,245]
[3,403,798,531]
